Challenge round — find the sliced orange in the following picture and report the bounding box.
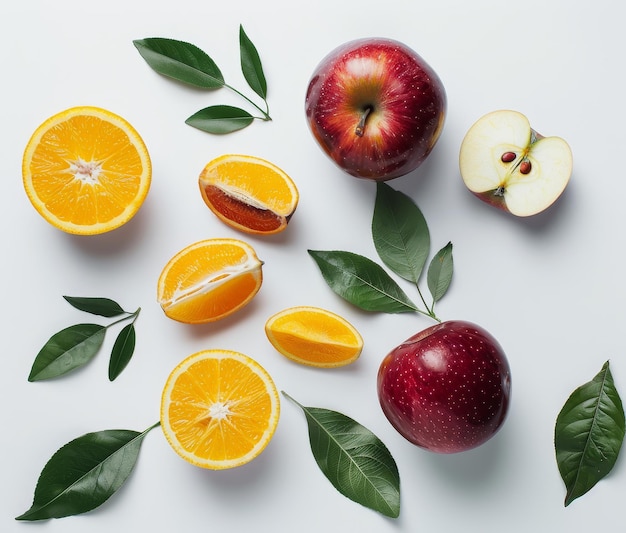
[22,106,151,235]
[265,306,363,368]
[157,238,263,324]
[161,349,280,469]
[198,154,299,235]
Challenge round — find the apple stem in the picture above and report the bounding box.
[355,106,373,137]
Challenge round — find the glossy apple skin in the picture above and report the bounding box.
[305,38,446,181]
[377,320,511,453]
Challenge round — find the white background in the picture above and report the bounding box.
[2,1,624,531]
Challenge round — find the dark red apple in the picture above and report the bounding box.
[305,38,447,181]
[377,320,511,453]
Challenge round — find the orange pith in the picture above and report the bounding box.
[265,306,364,368]
[157,239,263,324]
[198,154,299,235]
[22,106,151,235]
[160,350,280,470]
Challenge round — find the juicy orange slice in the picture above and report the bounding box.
[22,106,151,235]
[161,349,280,469]
[265,306,363,368]
[157,239,263,324]
[198,154,299,235]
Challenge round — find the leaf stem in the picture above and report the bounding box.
[106,307,141,330]
[414,285,440,322]
[224,82,271,120]
[281,390,300,407]
[144,421,161,433]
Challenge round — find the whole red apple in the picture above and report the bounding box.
[377,320,511,453]
[305,38,447,181]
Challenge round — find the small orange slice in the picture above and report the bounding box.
[198,154,299,235]
[265,306,363,368]
[22,106,151,235]
[157,238,263,324]
[161,349,280,469]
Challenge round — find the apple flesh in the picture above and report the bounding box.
[459,110,573,216]
[377,320,511,453]
[305,38,446,181]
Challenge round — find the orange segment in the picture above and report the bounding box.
[198,154,299,235]
[265,306,363,368]
[161,349,280,469]
[157,239,263,324]
[22,106,151,235]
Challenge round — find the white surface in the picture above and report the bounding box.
[2,1,624,531]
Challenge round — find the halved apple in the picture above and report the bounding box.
[459,110,573,217]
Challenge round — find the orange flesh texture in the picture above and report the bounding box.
[164,354,277,465]
[158,241,262,324]
[26,113,147,229]
[202,185,285,233]
[267,308,363,366]
[199,157,297,235]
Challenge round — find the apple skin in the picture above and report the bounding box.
[305,38,446,181]
[377,320,511,453]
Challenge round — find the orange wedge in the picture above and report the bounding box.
[198,154,299,235]
[157,238,263,324]
[22,106,151,235]
[161,349,280,469]
[265,306,363,368]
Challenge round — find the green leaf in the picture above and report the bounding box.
[63,296,125,317]
[284,392,400,518]
[108,324,136,381]
[16,424,159,521]
[372,182,430,284]
[239,24,267,100]
[555,361,625,506]
[133,37,225,89]
[185,105,254,134]
[427,242,454,303]
[308,250,418,313]
[28,324,106,381]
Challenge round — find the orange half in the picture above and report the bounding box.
[265,306,363,368]
[157,239,263,324]
[161,349,280,469]
[198,154,299,235]
[22,106,151,235]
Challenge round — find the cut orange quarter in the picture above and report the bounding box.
[265,306,363,368]
[157,238,263,324]
[161,349,280,469]
[198,154,299,235]
[22,106,151,235]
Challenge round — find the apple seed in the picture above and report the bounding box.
[519,160,532,174]
[500,151,517,163]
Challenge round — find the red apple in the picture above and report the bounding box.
[305,38,446,181]
[377,320,511,453]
